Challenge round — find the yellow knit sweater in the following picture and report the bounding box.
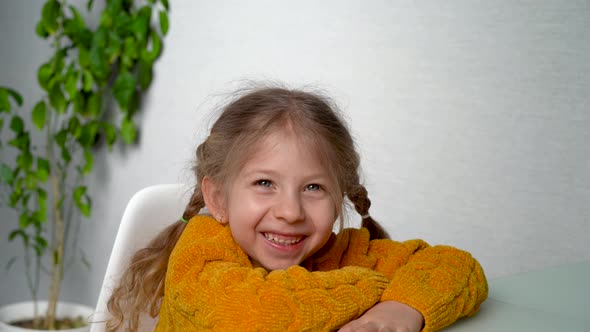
[155,215,488,331]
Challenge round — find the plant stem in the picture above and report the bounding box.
[24,240,41,328]
[33,247,41,328]
[45,19,65,326]
[46,171,64,329]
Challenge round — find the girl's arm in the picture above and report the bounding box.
[323,228,488,332]
[377,241,487,332]
[156,221,390,331]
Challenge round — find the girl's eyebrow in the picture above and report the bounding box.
[242,169,280,178]
[243,169,330,181]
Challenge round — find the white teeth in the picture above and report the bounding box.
[264,233,303,245]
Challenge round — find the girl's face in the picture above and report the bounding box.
[220,131,338,271]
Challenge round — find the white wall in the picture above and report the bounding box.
[1,0,589,308]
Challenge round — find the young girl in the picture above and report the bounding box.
[106,86,488,331]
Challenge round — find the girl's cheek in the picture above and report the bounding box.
[248,195,274,211]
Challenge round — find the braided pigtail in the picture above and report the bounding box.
[347,185,390,240]
[105,186,205,332]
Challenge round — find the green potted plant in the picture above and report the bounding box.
[0,0,169,329]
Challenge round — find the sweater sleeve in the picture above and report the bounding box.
[329,228,488,332]
[155,218,390,332]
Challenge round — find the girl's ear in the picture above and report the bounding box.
[202,176,227,224]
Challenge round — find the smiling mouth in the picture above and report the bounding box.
[263,233,304,245]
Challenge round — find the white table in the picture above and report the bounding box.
[444,261,590,331]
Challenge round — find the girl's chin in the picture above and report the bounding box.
[253,259,304,271]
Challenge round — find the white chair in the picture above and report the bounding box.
[91,184,190,332]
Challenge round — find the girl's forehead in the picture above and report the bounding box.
[245,131,325,168]
[223,125,340,188]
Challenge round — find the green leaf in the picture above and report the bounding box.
[87,0,94,11]
[99,10,113,28]
[35,21,49,38]
[41,0,61,35]
[78,47,90,68]
[64,66,79,98]
[63,19,78,41]
[113,12,132,35]
[81,202,91,217]
[120,117,137,144]
[82,148,93,174]
[6,88,23,106]
[78,121,99,146]
[103,123,117,148]
[93,27,108,48]
[0,87,23,112]
[78,28,94,49]
[87,91,102,117]
[25,173,37,190]
[54,129,68,147]
[14,176,24,191]
[69,116,81,137]
[37,62,53,90]
[68,5,86,30]
[32,101,47,130]
[140,32,162,63]
[0,164,14,184]
[82,70,94,92]
[159,10,169,35]
[131,6,152,43]
[8,230,27,244]
[61,146,72,163]
[137,58,153,90]
[37,188,48,222]
[9,190,21,207]
[105,31,122,63]
[52,50,66,76]
[122,37,138,63]
[19,212,32,229]
[35,236,48,249]
[16,151,33,170]
[73,93,86,114]
[49,84,67,113]
[161,0,169,10]
[22,193,31,206]
[113,71,136,110]
[73,186,91,217]
[89,46,109,83]
[0,89,9,113]
[10,116,24,134]
[36,158,50,182]
[37,187,47,199]
[8,133,31,151]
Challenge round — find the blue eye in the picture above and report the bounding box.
[305,184,321,191]
[255,179,273,187]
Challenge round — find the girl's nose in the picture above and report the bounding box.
[273,192,305,223]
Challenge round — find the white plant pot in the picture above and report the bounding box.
[0,301,94,332]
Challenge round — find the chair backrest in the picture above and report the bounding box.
[91,184,190,332]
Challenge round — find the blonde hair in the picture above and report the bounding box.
[106,86,389,331]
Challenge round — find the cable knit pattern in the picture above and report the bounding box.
[155,215,488,331]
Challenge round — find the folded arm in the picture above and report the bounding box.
[160,240,390,331]
[334,229,488,332]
